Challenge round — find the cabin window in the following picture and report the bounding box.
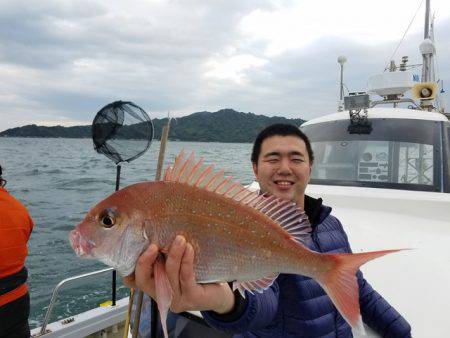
[301,118,442,192]
[311,140,434,185]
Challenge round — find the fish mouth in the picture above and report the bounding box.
[69,229,95,257]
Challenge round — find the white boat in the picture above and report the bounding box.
[32,1,448,337]
[300,2,449,335]
[302,107,449,338]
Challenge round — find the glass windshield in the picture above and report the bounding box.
[301,118,443,192]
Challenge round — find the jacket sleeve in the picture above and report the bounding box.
[357,271,412,338]
[201,281,279,334]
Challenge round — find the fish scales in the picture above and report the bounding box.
[141,181,308,282]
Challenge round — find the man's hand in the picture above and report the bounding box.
[123,235,235,314]
[123,243,159,297]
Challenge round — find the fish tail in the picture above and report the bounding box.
[316,249,401,333]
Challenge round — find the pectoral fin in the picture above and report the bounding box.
[154,254,173,338]
[232,274,278,298]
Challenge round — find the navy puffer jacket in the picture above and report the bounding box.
[202,196,411,337]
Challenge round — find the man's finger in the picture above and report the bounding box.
[123,273,136,289]
[134,244,159,296]
[165,235,186,296]
[136,244,159,270]
[180,243,196,290]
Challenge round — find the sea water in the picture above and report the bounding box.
[0,137,254,329]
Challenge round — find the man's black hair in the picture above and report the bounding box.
[251,123,314,164]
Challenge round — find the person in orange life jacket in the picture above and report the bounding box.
[0,165,34,338]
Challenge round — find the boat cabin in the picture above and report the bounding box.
[301,108,450,193]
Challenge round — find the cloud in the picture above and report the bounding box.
[0,0,449,132]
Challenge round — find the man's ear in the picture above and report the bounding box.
[252,163,258,177]
[307,164,312,184]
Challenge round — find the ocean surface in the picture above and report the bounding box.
[0,137,255,329]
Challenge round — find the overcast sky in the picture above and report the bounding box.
[0,0,449,132]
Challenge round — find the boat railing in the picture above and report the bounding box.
[38,267,115,336]
[370,98,421,108]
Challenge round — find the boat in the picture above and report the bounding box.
[31,1,448,337]
[299,2,449,336]
[302,108,449,338]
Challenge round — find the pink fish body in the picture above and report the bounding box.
[70,151,401,335]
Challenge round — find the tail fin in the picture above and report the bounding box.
[316,249,401,334]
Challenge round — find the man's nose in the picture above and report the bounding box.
[277,159,292,175]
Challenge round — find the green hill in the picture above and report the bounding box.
[0,109,305,143]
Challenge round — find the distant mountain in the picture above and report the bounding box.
[0,124,92,138]
[0,109,305,143]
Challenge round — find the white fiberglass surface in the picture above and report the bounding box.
[307,184,450,338]
[301,108,448,125]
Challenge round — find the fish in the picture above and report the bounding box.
[69,150,401,337]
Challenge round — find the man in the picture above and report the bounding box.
[125,124,411,337]
[0,165,34,338]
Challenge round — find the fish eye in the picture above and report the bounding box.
[100,209,116,228]
[101,215,115,228]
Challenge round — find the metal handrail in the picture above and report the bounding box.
[39,267,114,335]
[370,98,422,108]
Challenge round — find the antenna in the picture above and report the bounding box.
[337,55,347,112]
[424,0,430,39]
[421,0,435,83]
[419,0,438,110]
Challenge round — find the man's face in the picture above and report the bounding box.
[252,135,312,204]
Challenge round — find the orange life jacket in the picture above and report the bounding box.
[0,187,33,307]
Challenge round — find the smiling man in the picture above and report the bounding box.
[250,127,313,208]
[125,123,411,337]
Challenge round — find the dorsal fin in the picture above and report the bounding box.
[163,151,312,244]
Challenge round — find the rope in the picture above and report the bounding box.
[383,0,425,72]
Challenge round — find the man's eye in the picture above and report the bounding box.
[292,158,304,163]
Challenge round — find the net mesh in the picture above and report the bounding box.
[92,101,154,164]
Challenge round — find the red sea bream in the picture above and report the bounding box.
[69,151,401,336]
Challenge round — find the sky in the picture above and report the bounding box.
[0,0,449,132]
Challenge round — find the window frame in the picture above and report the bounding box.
[443,121,450,193]
[301,118,445,192]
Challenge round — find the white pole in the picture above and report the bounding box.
[337,56,347,111]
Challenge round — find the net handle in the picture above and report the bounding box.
[130,117,171,338]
